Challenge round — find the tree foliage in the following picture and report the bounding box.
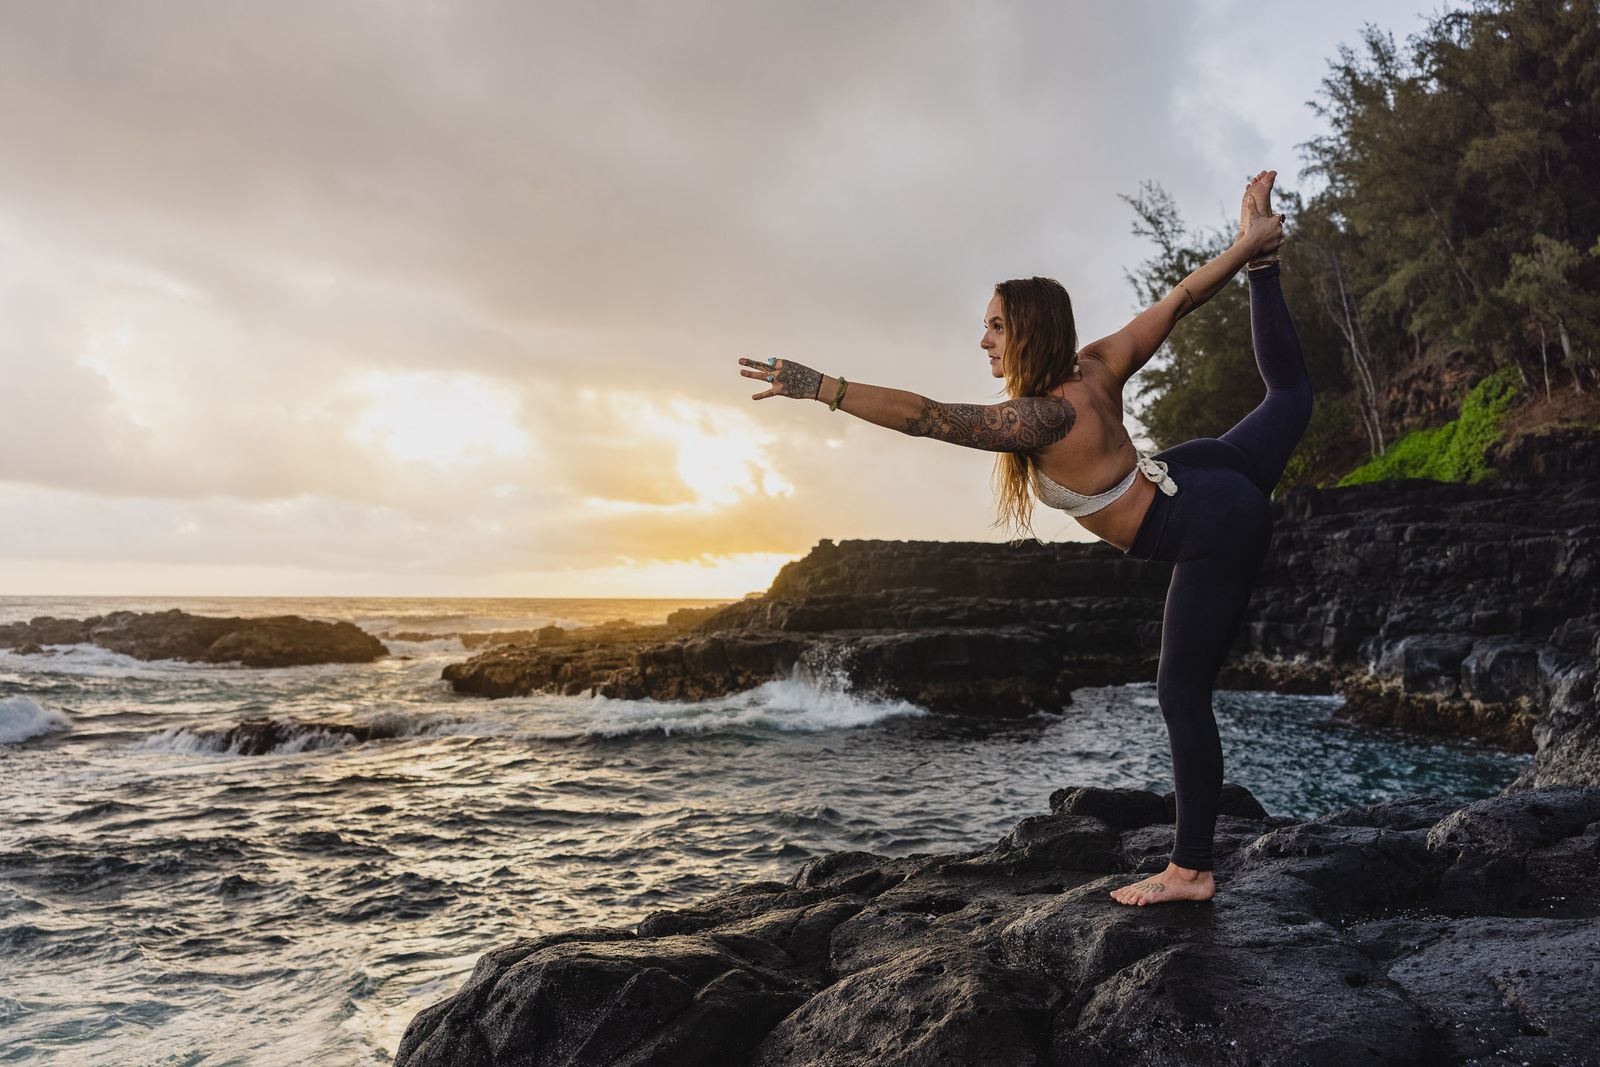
[1122,0,1600,488]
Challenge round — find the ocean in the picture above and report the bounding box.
[0,596,1527,1065]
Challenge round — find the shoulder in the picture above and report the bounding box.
[1073,350,1116,379]
[1000,393,1077,426]
[1064,352,1125,399]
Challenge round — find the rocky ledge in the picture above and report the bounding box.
[442,477,1600,788]
[404,474,1600,1063]
[396,782,1600,1066]
[0,609,387,667]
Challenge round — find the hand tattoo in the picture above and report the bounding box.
[774,359,822,400]
[903,395,1075,452]
[738,356,824,400]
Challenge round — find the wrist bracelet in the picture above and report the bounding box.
[828,377,849,411]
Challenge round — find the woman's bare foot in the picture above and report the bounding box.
[1108,861,1216,906]
[1238,169,1271,238]
[1236,169,1285,269]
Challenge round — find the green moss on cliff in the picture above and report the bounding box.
[1337,366,1522,486]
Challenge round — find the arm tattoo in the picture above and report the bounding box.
[902,395,1075,452]
[1176,282,1196,318]
[776,360,823,400]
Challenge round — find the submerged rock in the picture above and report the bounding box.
[395,784,1600,1066]
[169,716,406,755]
[0,609,386,667]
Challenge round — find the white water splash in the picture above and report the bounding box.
[0,696,72,744]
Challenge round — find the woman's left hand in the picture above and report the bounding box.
[737,356,822,401]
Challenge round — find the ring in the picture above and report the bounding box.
[766,374,774,381]
[766,356,776,366]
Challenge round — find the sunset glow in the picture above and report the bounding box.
[577,391,794,511]
[345,371,532,470]
[0,0,1409,596]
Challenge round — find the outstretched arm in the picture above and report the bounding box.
[1079,242,1252,389]
[735,357,1075,452]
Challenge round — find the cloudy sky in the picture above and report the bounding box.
[0,0,1445,598]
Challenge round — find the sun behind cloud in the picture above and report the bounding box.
[344,370,533,470]
[575,389,794,512]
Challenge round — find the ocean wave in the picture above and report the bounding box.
[0,643,221,679]
[514,667,931,740]
[0,695,72,744]
[0,644,363,686]
[129,665,929,755]
[357,613,585,636]
[376,636,468,656]
[135,709,506,757]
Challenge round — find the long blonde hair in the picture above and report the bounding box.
[989,276,1080,543]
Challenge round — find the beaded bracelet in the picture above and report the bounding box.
[828,377,849,411]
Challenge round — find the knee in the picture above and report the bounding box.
[1271,379,1312,423]
[1155,674,1211,727]
[1289,378,1313,428]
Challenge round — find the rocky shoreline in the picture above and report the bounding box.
[398,475,1600,1064]
[0,608,387,667]
[441,477,1599,786]
[396,784,1600,1066]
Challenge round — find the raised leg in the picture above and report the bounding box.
[1218,263,1313,497]
[1153,436,1257,480]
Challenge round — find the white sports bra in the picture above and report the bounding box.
[1030,451,1179,517]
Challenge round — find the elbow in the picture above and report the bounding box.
[901,396,938,439]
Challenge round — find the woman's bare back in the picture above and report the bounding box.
[1030,354,1157,552]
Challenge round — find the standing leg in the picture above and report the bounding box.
[1218,263,1314,497]
[1155,551,1257,870]
[1111,475,1272,906]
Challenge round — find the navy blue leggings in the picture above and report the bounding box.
[1124,263,1313,872]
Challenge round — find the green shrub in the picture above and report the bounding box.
[1336,366,1522,486]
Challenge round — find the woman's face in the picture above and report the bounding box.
[981,293,1006,378]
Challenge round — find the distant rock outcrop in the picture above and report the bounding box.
[0,609,387,667]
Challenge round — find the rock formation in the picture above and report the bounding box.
[396,783,1600,1066]
[441,477,1599,786]
[399,476,1600,1064]
[0,609,387,668]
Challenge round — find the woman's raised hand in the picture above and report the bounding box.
[737,356,823,401]
[1236,169,1286,262]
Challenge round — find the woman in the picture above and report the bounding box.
[735,170,1309,906]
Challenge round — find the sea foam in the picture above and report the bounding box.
[0,695,72,744]
[518,665,930,740]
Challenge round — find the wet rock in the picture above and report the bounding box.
[1049,785,1168,829]
[1375,634,1475,695]
[1347,916,1600,1063]
[178,717,405,755]
[398,784,1600,1066]
[1462,638,1543,704]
